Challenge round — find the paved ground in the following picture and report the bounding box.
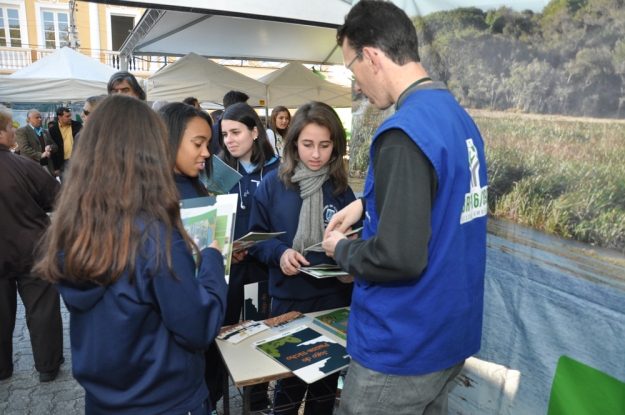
[0,299,337,415]
[0,299,248,415]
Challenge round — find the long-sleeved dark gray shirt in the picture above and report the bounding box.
[334,128,438,282]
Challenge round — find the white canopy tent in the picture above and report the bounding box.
[102,1,357,65]
[0,47,117,102]
[259,62,351,108]
[86,0,546,67]
[146,52,267,106]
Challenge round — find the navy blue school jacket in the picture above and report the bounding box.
[56,223,228,415]
[248,169,358,301]
[222,156,279,324]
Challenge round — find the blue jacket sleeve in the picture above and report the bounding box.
[247,176,290,266]
[149,239,228,351]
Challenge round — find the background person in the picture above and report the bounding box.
[248,101,358,415]
[322,2,489,414]
[15,109,58,176]
[266,106,291,158]
[34,95,227,414]
[107,71,146,100]
[183,97,202,109]
[80,95,106,126]
[49,107,82,175]
[210,109,223,126]
[151,100,170,112]
[0,104,64,383]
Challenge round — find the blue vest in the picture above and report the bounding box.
[348,89,488,376]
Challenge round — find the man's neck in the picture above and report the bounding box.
[60,123,71,128]
[387,62,431,104]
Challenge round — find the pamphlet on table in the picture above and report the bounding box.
[312,308,349,340]
[253,325,350,384]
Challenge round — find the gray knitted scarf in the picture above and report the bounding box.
[291,161,330,254]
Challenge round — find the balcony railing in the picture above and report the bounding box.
[0,47,32,69]
[0,47,175,75]
[104,51,176,73]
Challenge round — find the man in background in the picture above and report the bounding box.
[323,1,488,414]
[15,109,57,176]
[49,107,82,174]
[107,71,146,101]
[0,105,64,383]
[183,97,202,108]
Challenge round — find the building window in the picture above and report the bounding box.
[42,10,68,49]
[0,7,22,47]
[110,15,134,51]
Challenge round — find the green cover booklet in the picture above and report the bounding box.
[253,325,350,384]
[312,308,349,340]
[180,194,237,283]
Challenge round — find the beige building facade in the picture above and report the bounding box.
[0,0,149,75]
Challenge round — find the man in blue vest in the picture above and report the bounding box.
[322,1,488,414]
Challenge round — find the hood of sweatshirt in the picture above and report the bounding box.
[56,278,106,313]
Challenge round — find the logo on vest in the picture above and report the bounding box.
[323,205,338,226]
[460,139,488,224]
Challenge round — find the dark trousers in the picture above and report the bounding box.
[271,291,352,415]
[0,274,64,377]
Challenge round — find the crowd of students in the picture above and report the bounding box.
[19,90,354,415]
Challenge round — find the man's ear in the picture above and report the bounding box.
[362,46,382,74]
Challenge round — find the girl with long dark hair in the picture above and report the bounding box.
[220,102,280,324]
[34,95,227,415]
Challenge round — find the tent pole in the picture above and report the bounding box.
[265,85,269,129]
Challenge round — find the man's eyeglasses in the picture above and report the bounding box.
[82,109,90,116]
[346,52,362,70]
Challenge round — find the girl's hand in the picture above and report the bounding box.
[336,275,354,284]
[280,249,310,275]
[231,249,247,264]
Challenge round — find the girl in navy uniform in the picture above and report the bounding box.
[220,103,280,325]
[158,102,226,413]
[248,101,358,415]
[220,103,280,412]
[35,95,227,415]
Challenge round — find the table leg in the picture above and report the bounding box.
[222,367,230,415]
[243,385,252,415]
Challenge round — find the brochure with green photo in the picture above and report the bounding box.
[180,194,237,283]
